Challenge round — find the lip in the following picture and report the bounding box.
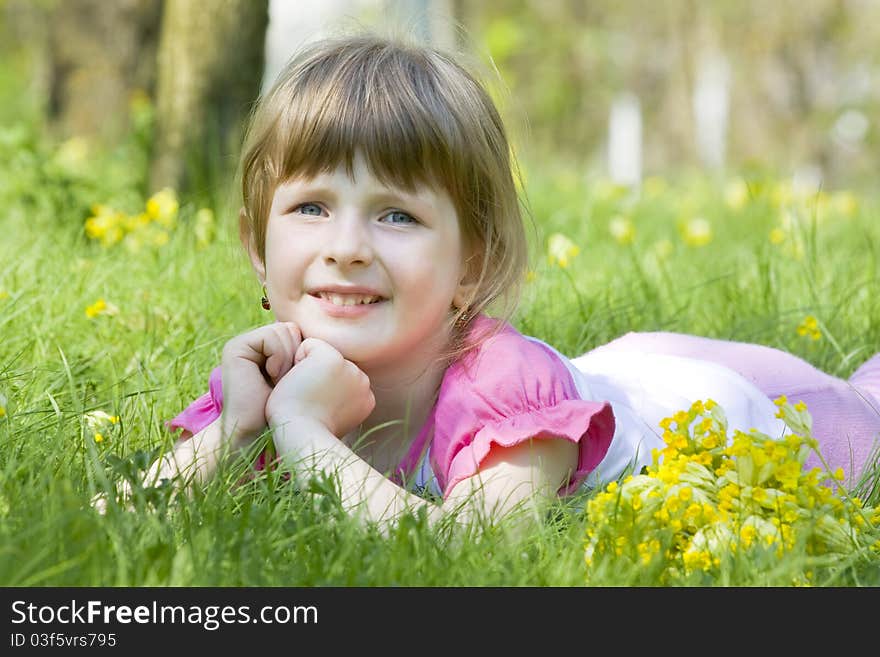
[308,286,388,319]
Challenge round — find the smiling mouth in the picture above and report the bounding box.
[311,292,385,306]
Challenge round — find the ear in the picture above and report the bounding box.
[239,206,266,282]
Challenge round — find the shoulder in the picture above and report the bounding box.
[430,315,614,497]
[448,315,579,399]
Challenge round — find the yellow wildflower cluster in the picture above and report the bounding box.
[85,298,119,319]
[584,398,878,584]
[797,315,822,341]
[84,410,120,444]
[84,188,178,251]
[724,178,860,219]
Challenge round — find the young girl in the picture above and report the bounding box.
[140,33,880,529]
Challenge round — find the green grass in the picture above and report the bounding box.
[1,115,879,586]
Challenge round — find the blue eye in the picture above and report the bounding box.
[381,211,417,225]
[295,203,323,216]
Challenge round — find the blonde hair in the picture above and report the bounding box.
[238,33,528,361]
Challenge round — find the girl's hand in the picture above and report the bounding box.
[266,338,375,438]
[220,322,302,447]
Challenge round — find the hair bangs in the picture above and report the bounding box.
[275,44,463,196]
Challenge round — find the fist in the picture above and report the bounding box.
[265,338,375,438]
[220,321,302,446]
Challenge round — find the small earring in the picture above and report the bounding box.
[261,286,271,311]
[454,308,470,330]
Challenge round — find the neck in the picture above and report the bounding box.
[343,333,451,475]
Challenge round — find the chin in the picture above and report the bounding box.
[301,324,388,362]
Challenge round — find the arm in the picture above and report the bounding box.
[271,412,578,531]
[92,322,301,512]
[141,417,229,489]
[443,436,578,528]
[93,416,253,512]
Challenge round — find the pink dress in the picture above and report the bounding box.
[168,315,880,497]
[167,315,616,498]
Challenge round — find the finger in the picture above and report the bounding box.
[261,330,290,382]
[284,322,303,351]
[267,323,297,381]
[345,359,371,384]
[294,337,338,365]
[225,326,279,367]
[282,322,302,361]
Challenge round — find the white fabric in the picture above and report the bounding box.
[564,345,789,487]
[407,338,789,495]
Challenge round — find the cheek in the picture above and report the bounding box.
[394,248,462,303]
[265,231,309,277]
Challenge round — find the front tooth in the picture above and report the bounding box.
[321,293,379,305]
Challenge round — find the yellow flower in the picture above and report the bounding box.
[547,233,580,268]
[0,391,7,418]
[84,411,120,444]
[84,204,126,247]
[0,290,8,300]
[85,298,119,319]
[146,188,179,228]
[86,187,181,251]
[524,269,537,283]
[608,216,635,245]
[680,217,713,247]
[85,299,106,318]
[769,227,786,245]
[584,396,879,585]
[796,315,821,341]
[740,524,758,547]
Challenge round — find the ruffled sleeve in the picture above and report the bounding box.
[165,366,224,440]
[430,317,615,499]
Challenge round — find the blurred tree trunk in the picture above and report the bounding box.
[46,0,162,143]
[149,0,269,196]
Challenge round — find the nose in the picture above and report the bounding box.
[322,212,374,267]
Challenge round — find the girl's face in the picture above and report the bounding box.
[250,152,473,372]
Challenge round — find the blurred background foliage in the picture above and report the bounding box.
[0,0,877,202]
[464,0,879,191]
